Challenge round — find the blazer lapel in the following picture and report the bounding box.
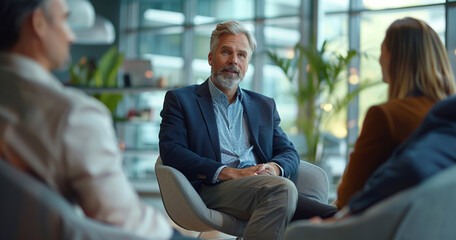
[196,80,221,162]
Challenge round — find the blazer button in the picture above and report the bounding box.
[197,174,206,180]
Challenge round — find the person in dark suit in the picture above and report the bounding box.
[159,20,300,240]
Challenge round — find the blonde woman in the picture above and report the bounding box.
[335,17,455,209]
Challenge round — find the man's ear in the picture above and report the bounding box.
[208,52,213,66]
[30,8,48,39]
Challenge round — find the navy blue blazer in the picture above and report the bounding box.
[348,95,456,213]
[159,80,300,190]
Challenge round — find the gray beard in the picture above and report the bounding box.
[211,67,242,90]
[212,74,241,90]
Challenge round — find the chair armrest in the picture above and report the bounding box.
[296,160,329,204]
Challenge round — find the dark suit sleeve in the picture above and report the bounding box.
[159,90,223,185]
[348,124,456,214]
[347,152,420,214]
[269,100,300,179]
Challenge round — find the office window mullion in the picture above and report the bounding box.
[253,0,265,93]
[120,1,140,59]
[447,1,456,75]
[300,0,318,45]
[297,0,318,99]
[183,0,196,85]
[346,0,362,160]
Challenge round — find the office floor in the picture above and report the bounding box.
[140,193,237,239]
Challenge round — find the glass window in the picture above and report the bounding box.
[135,1,186,88]
[319,13,349,53]
[197,0,255,22]
[448,5,456,72]
[265,0,300,18]
[319,0,350,12]
[263,17,300,132]
[194,24,214,60]
[138,30,184,88]
[263,62,296,132]
[264,17,300,50]
[317,12,350,140]
[139,0,183,28]
[362,0,444,10]
[139,32,183,57]
[193,24,214,84]
[300,11,350,140]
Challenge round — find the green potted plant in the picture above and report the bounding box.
[267,41,379,163]
[70,46,125,117]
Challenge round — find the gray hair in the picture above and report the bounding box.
[209,20,257,55]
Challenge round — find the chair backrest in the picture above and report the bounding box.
[155,157,247,236]
[285,165,456,240]
[392,165,456,240]
[0,160,149,240]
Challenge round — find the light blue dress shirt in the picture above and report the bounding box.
[208,79,259,183]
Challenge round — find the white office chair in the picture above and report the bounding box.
[155,156,329,238]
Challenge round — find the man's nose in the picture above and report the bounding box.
[228,54,238,65]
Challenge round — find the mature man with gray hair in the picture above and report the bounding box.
[0,0,178,239]
[159,20,299,239]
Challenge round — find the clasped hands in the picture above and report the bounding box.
[218,163,280,181]
[255,163,280,176]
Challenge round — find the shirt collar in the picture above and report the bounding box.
[208,77,243,106]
